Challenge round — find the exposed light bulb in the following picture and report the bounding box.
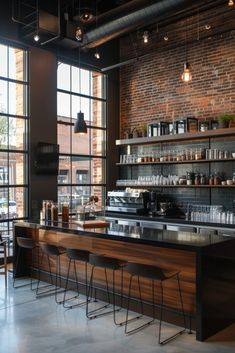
[75,26,83,41]
[228,0,234,6]
[164,34,169,41]
[94,50,100,59]
[205,24,211,30]
[181,62,192,83]
[142,31,149,44]
[33,34,40,42]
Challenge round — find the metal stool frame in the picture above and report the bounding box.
[63,248,90,309]
[13,237,37,290]
[124,261,187,345]
[0,240,7,287]
[36,243,65,304]
[86,254,126,325]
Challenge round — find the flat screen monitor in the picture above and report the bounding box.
[35,142,59,175]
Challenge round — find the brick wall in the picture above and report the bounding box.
[120,30,235,137]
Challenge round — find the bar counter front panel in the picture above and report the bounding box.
[13,221,235,342]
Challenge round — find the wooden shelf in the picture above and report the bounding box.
[116,184,235,188]
[116,127,235,146]
[117,158,235,166]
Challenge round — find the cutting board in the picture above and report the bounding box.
[74,219,110,229]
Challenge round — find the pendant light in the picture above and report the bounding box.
[94,0,101,59]
[181,18,192,83]
[33,0,40,42]
[74,7,87,135]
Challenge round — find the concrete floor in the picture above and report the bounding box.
[0,274,235,353]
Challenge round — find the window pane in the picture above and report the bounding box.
[9,82,27,116]
[10,186,27,218]
[0,154,9,184]
[57,92,71,118]
[71,186,90,209]
[90,128,106,156]
[92,72,106,99]
[57,63,70,91]
[0,186,26,219]
[71,156,90,184]
[58,185,71,212]
[0,80,7,113]
[90,185,105,207]
[92,99,106,127]
[9,152,27,185]
[71,66,80,94]
[58,123,71,154]
[9,117,27,150]
[0,44,8,78]
[81,69,90,96]
[72,128,89,155]
[72,95,90,122]
[9,47,25,81]
[58,156,71,184]
[0,116,8,148]
[91,158,105,184]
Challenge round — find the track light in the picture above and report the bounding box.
[94,49,100,59]
[181,62,192,83]
[142,31,149,43]
[75,25,83,41]
[34,34,40,42]
[228,0,234,6]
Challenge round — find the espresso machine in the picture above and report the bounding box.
[106,189,150,215]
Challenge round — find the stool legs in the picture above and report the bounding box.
[158,274,186,344]
[86,266,123,324]
[13,247,36,290]
[125,273,186,345]
[63,259,88,309]
[36,252,64,304]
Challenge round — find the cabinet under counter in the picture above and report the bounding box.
[13,221,235,342]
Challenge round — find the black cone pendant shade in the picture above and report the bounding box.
[74,111,87,134]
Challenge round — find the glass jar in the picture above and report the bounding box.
[194,173,201,185]
[214,172,221,185]
[52,203,58,225]
[200,173,206,185]
[62,202,69,224]
[209,174,214,185]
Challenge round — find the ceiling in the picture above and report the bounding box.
[12,0,235,54]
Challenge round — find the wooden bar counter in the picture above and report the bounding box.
[13,220,235,341]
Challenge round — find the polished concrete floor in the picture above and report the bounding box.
[0,273,235,353]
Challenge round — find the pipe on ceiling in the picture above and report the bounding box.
[81,0,196,48]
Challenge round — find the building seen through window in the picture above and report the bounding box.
[57,62,106,213]
[0,43,29,242]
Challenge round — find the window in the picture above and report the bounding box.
[57,62,106,213]
[0,43,29,241]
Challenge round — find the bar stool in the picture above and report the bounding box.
[36,243,65,304]
[0,239,7,287]
[86,253,126,325]
[13,237,37,290]
[63,248,90,309]
[125,261,186,345]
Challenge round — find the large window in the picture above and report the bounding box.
[0,43,29,239]
[57,62,106,213]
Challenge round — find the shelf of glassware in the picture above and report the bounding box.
[116,158,235,166]
[115,182,235,188]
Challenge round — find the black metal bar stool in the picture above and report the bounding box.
[36,243,65,304]
[13,237,37,290]
[0,239,7,287]
[62,248,90,309]
[125,261,186,345]
[86,253,126,325]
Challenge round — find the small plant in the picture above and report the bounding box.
[217,113,235,128]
